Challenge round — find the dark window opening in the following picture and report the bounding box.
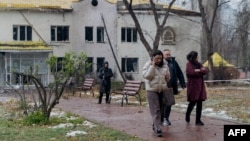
[121,58,138,72]
[97,27,104,43]
[85,57,93,73]
[51,26,69,41]
[13,25,32,41]
[85,27,93,41]
[121,27,137,43]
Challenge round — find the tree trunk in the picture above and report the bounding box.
[101,14,126,82]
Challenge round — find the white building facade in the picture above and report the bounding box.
[0,0,201,87]
[71,0,202,81]
[0,0,75,86]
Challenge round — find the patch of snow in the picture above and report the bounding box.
[174,103,188,108]
[49,123,74,129]
[50,110,66,118]
[203,108,236,120]
[66,116,79,121]
[82,120,97,128]
[66,130,87,137]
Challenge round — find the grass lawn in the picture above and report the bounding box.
[0,100,143,141]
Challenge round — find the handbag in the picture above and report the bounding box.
[163,88,175,106]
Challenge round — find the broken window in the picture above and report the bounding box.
[121,27,137,42]
[51,26,69,41]
[13,25,32,41]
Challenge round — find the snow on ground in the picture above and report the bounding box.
[49,123,74,129]
[66,131,88,137]
[48,110,97,137]
[82,120,97,128]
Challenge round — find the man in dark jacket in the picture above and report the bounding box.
[98,61,113,104]
[163,49,186,125]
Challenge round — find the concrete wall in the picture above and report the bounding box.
[0,10,73,56]
[0,0,202,83]
[116,13,201,81]
[71,0,117,79]
[71,1,201,82]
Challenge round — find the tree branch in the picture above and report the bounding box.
[122,0,153,55]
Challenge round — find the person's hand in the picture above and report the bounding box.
[194,69,200,72]
[201,67,206,71]
[151,57,156,66]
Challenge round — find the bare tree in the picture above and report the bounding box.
[197,0,229,80]
[13,52,89,121]
[122,0,176,56]
[235,2,250,76]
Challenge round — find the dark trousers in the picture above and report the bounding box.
[186,100,203,122]
[98,87,110,104]
[164,105,172,119]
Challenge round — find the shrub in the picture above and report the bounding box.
[23,111,47,125]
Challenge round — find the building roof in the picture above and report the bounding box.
[0,41,53,52]
[203,52,234,67]
[109,0,200,16]
[0,0,80,10]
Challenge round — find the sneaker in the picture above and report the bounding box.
[163,118,171,126]
[163,118,167,126]
[154,129,163,137]
[166,118,171,125]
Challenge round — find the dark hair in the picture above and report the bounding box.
[187,51,198,62]
[151,50,164,67]
[187,51,201,68]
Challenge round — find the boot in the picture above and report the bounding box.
[98,93,103,104]
[195,101,204,126]
[186,102,195,123]
[105,93,110,104]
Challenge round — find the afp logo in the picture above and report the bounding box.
[224,125,250,141]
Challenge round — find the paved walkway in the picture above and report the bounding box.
[56,96,239,141]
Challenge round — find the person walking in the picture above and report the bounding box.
[142,50,170,137]
[163,49,186,125]
[98,61,113,104]
[185,51,207,126]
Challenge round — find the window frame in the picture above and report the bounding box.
[97,27,105,43]
[97,57,105,73]
[13,25,32,41]
[121,27,137,43]
[85,57,93,73]
[121,57,139,73]
[85,26,93,42]
[51,26,69,42]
